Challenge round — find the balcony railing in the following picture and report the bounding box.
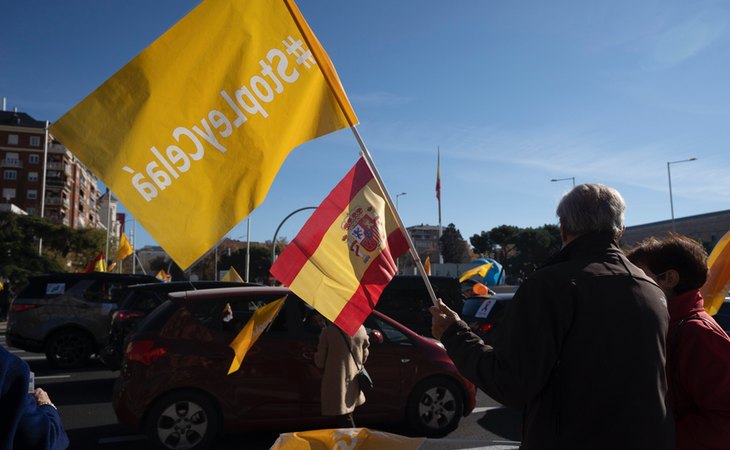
[0,159,23,169]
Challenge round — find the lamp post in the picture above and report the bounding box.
[667,157,697,232]
[395,192,407,210]
[550,177,575,187]
[271,206,317,267]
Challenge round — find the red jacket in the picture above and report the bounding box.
[668,290,730,450]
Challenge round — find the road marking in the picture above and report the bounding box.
[473,406,504,413]
[98,435,147,444]
[36,375,71,380]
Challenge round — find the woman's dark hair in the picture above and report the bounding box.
[626,233,708,294]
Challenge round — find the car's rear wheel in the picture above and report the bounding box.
[406,377,464,437]
[145,390,220,450]
[44,328,94,369]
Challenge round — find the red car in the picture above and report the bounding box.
[112,286,475,449]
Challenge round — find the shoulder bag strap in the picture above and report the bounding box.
[337,327,363,371]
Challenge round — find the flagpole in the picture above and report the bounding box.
[105,189,111,269]
[437,147,442,264]
[245,217,251,282]
[38,121,49,256]
[350,126,439,307]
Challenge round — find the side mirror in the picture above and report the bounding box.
[369,329,384,345]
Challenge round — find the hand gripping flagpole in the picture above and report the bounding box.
[350,126,440,307]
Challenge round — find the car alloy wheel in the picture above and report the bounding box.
[44,328,93,369]
[146,391,220,450]
[407,377,463,437]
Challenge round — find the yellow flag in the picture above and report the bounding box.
[458,262,493,283]
[271,428,425,450]
[222,266,244,282]
[50,0,358,270]
[703,230,730,315]
[155,269,171,282]
[228,298,285,374]
[424,256,431,276]
[115,232,133,262]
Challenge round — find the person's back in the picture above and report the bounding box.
[431,184,673,450]
[504,232,672,449]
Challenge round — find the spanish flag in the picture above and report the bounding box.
[270,157,408,335]
[83,251,107,273]
[49,0,357,270]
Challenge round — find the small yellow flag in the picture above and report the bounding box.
[222,266,244,282]
[703,230,730,315]
[424,256,431,276]
[458,262,493,283]
[228,298,286,374]
[50,0,358,270]
[115,232,134,262]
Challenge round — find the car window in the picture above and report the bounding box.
[367,316,412,345]
[127,289,166,311]
[714,301,730,333]
[83,280,112,303]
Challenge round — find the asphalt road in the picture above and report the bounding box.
[2,323,521,450]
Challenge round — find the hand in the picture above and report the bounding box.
[429,298,460,341]
[33,388,52,405]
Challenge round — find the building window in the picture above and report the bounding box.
[29,154,40,164]
[3,170,17,180]
[27,190,37,200]
[7,134,18,145]
[2,188,16,201]
[28,172,39,182]
[30,136,41,147]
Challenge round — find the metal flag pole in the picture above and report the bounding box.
[38,121,49,256]
[437,146,443,264]
[245,218,251,282]
[105,190,111,268]
[349,126,439,307]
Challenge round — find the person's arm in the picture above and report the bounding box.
[673,322,730,449]
[15,391,69,450]
[432,275,568,408]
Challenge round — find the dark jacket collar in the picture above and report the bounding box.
[541,230,621,268]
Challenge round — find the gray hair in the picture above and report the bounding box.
[556,183,625,239]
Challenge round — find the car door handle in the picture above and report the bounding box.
[401,358,411,363]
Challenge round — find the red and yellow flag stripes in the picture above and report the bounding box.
[270,157,408,335]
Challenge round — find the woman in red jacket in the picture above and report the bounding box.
[628,233,730,450]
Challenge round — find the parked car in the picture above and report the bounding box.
[461,291,515,345]
[6,272,159,368]
[113,286,476,449]
[374,275,465,337]
[101,280,258,368]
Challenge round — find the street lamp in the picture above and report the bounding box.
[550,177,575,187]
[667,157,697,232]
[396,192,407,210]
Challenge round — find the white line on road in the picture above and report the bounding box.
[36,375,71,380]
[473,406,504,413]
[98,435,147,445]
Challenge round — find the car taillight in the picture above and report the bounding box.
[10,304,39,312]
[117,311,145,320]
[478,323,494,334]
[126,340,166,365]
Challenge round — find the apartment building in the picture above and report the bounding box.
[0,108,103,229]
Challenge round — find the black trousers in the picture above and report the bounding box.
[335,413,356,428]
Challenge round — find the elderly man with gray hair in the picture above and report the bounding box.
[431,184,674,450]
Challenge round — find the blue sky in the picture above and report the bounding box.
[3,0,729,252]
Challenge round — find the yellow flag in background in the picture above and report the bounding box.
[115,232,134,262]
[458,263,493,283]
[703,230,730,315]
[228,298,285,374]
[155,269,172,282]
[222,266,244,282]
[50,0,358,270]
[424,256,432,276]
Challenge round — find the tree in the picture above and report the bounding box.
[488,225,519,267]
[440,223,470,263]
[470,231,494,257]
[509,225,562,281]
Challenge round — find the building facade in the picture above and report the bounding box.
[0,109,103,229]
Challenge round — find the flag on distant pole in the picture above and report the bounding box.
[155,269,172,282]
[49,0,358,270]
[703,230,730,315]
[270,157,409,335]
[222,266,244,282]
[458,262,493,283]
[424,256,431,276]
[83,251,107,273]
